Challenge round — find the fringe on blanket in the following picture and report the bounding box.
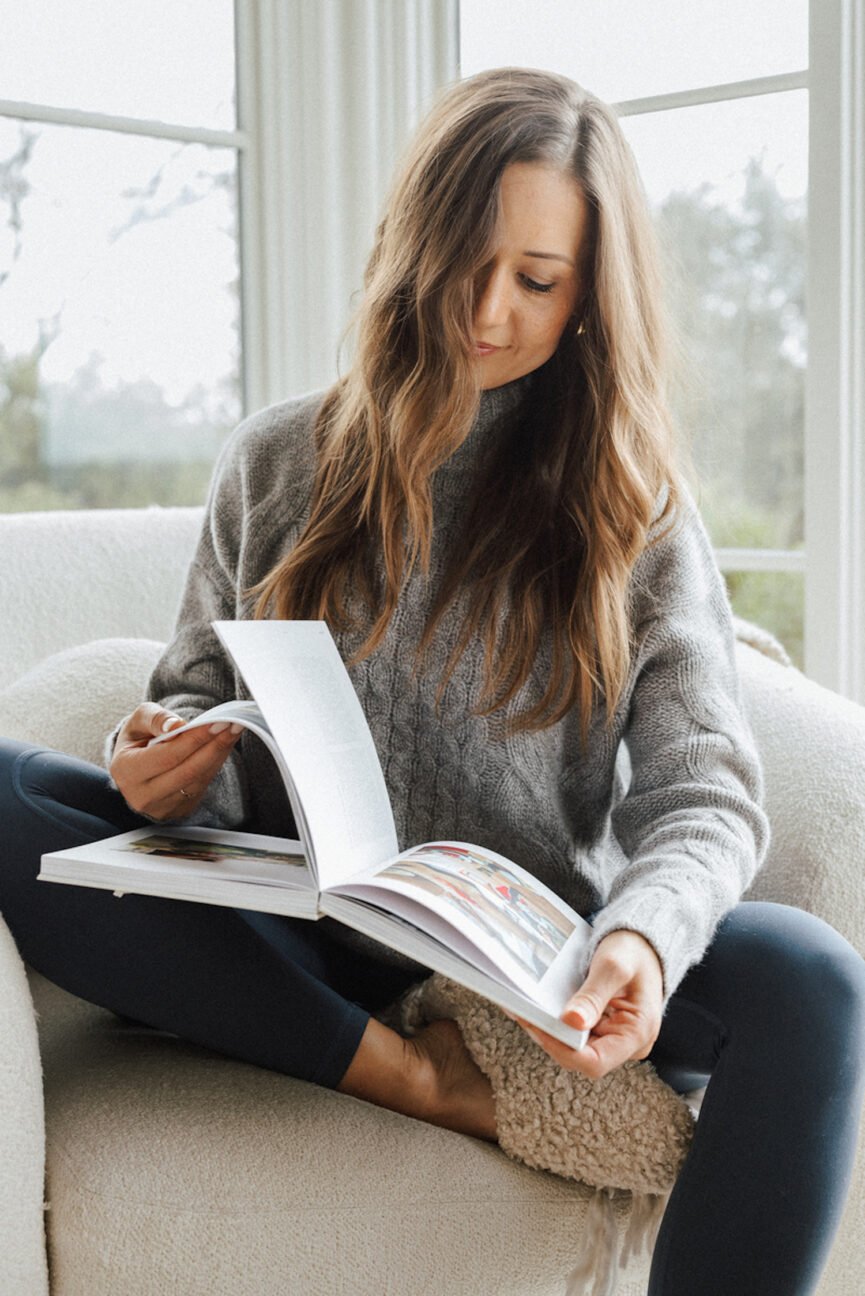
[564,1188,669,1296]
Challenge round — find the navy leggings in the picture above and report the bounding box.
[2,740,865,1296]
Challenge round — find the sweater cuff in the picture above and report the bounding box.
[103,721,123,772]
[586,888,710,1004]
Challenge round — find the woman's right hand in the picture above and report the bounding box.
[110,703,242,821]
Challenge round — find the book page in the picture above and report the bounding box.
[333,839,593,1015]
[40,825,318,918]
[110,828,307,882]
[149,700,317,858]
[321,892,588,1050]
[213,621,399,891]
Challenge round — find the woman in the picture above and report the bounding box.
[2,69,864,1294]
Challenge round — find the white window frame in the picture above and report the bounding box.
[612,4,865,702]
[0,29,248,471]
[805,0,865,701]
[0,0,459,469]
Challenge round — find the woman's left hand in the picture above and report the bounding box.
[515,929,664,1079]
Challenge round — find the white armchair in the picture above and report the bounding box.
[1,506,863,1296]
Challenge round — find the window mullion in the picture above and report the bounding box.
[614,70,808,119]
[0,96,244,148]
[715,550,807,574]
[805,0,865,700]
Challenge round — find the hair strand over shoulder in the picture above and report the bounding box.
[252,67,682,744]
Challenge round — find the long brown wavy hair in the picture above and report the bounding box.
[253,67,681,740]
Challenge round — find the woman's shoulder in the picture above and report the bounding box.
[205,389,327,524]
[215,390,327,490]
[629,482,722,625]
[200,390,327,583]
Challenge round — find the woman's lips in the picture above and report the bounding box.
[474,341,503,356]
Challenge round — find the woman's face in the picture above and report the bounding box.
[472,162,588,390]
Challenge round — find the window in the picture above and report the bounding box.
[0,0,456,514]
[461,0,809,666]
[0,1,241,511]
[3,1,861,700]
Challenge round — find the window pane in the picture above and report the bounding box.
[0,120,240,511]
[1,1,236,129]
[459,0,808,102]
[622,91,807,551]
[725,571,804,669]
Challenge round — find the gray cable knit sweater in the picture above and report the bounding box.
[142,376,770,1002]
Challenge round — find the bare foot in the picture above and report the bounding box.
[337,1015,496,1142]
[407,1018,497,1142]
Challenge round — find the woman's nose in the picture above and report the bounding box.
[474,265,512,332]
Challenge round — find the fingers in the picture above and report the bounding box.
[563,931,663,1026]
[562,955,630,1032]
[144,737,238,821]
[515,1014,637,1079]
[513,1017,585,1069]
[143,727,241,815]
[112,704,242,819]
[576,1027,645,1079]
[514,931,666,1078]
[116,703,188,746]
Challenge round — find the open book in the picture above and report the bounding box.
[40,621,592,1049]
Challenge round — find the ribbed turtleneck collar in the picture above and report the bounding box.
[435,370,536,478]
[477,369,536,425]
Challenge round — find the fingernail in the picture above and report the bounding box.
[229,723,242,735]
[209,721,229,734]
[161,716,183,732]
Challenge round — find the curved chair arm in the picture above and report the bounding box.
[737,640,865,958]
[0,913,49,1296]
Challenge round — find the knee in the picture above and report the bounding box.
[716,902,865,1051]
[0,739,41,803]
[0,740,102,805]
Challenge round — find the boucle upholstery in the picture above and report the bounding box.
[0,506,863,1295]
[29,973,653,1296]
[0,638,166,766]
[0,917,48,1296]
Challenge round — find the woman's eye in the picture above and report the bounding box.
[519,274,555,295]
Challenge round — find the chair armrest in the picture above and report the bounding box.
[0,638,166,768]
[737,643,865,958]
[0,914,48,1295]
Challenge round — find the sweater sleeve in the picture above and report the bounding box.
[585,495,771,1001]
[103,423,253,829]
[143,564,247,830]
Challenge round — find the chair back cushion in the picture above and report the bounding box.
[0,507,201,686]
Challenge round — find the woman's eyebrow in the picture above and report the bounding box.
[523,250,575,266]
